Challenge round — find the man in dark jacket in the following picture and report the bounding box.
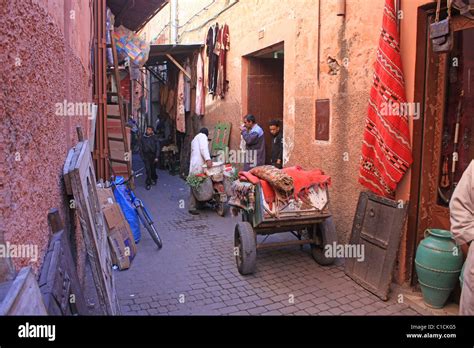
[241,114,265,171]
[140,125,160,190]
[269,119,283,169]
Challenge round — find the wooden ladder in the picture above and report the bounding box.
[106,28,131,178]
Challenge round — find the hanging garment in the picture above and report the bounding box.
[206,23,219,95]
[191,52,198,86]
[195,50,205,115]
[184,58,192,112]
[216,24,230,98]
[160,84,169,109]
[166,88,175,117]
[205,26,214,94]
[359,0,413,198]
[176,70,186,133]
[212,24,219,94]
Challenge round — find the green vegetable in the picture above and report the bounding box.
[186,174,206,188]
[230,168,238,181]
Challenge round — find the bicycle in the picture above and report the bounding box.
[108,168,163,249]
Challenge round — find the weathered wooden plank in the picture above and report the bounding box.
[344,192,408,301]
[64,142,84,196]
[63,148,75,195]
[0,267,48,315]
[69,141,120,315]
[107,104,120,116]
[38,209,88,315]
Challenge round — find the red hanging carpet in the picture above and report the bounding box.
[359,0,413,198]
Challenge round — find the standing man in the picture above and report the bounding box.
[450,160,474,315]
[241,114,265,171]
[269,119,283,169]
[188,128,213,215]
[140,125,160,190]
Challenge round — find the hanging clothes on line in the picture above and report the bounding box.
[176,70,186,133]
[206,23,219,95]
[216,24,230,98]
[195,49,205,116]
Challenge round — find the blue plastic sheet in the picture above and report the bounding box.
[113,177,141,243]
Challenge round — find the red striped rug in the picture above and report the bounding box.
[359,0,413,198]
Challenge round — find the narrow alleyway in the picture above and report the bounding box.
[114,159,422,316]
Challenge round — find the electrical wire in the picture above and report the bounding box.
[179,0,239,40]
[177,0,216,29]
[151,0,215,42]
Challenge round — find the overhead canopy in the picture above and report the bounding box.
[107,0,168,32]
[146,44,204,66]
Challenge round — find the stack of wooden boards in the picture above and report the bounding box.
[64,138,120,315]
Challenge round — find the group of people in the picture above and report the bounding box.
[138,113,283,195]
[187,114,283,214]
[239,114,283,171]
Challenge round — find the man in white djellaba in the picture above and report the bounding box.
[188,128,213,215]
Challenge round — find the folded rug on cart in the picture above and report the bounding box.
[238,171,276,206]
[282,166,331,198]
[249,165,294,198]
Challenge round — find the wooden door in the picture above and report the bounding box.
[345,192,408,301]
[247,58,284,164]
[415,17,474,264]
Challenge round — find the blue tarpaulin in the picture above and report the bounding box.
[113,177,141,243]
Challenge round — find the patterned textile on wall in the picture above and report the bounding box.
[359,0,413,198]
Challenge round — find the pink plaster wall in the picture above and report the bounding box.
[0,0,93,280]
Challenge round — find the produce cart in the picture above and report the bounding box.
[230,175,337,275]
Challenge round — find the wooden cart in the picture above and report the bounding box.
[233,182,337,275]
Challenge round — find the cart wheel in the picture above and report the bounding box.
[234,222,256,275]
[311,216,337,266]
[216,202,227,217]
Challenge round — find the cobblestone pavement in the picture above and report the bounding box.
[114,162,424,316]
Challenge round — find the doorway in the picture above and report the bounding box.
[408,6,474,285]
[244,43,284,164]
